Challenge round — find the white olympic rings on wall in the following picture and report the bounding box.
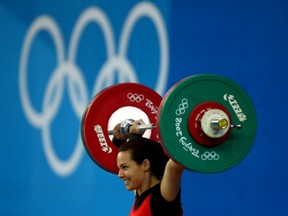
[19,2,169,177]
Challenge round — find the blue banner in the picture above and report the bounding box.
[0,0,287,215]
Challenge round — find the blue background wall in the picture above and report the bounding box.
[0,0,287,215]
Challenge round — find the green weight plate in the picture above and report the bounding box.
[157,74,257,173]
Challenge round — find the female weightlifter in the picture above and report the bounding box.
[112,120,184,216]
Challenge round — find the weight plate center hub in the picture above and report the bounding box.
[201,109,230,138]
[188,102,232,147]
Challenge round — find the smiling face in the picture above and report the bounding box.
[117,150,148,192]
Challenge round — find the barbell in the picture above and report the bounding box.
[81,74,257,174]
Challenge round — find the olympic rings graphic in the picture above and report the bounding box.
[201,151,220,161]
[127,93,145,102]
[19,2,169,177]
[175,98,189,116]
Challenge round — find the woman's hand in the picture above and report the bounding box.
[113,123,129,141]
[129,119,146,135]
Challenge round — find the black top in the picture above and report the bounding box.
[134,183,183,216]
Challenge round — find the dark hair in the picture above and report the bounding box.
[118,137,169,180]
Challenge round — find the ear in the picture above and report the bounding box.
[142,159,150,172]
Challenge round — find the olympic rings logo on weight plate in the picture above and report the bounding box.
[127,93,144,102]
[201,151,220,161]
[175,98,189,116]
[19,2,169,177]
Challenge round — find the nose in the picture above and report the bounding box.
[118,169,124,178]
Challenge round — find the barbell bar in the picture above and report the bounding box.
[109,117,241,137]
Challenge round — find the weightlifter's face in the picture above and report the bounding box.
[117,150,146,191]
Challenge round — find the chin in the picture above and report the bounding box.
[125,186,134,191]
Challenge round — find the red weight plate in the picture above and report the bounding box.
[81,83,162,174]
